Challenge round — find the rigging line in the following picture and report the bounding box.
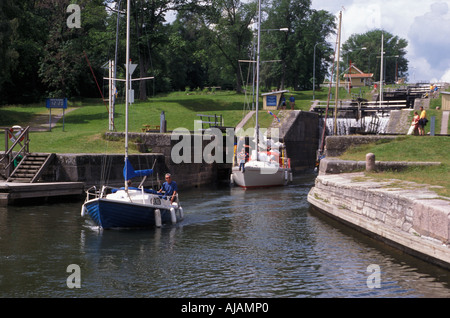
[100,144,112,188]
[100,133,115,188]
[108,0,123,133]
[101,154,107,187]
[150,158,157,189]
[245,60,253,114]
[319,33,339,154]
[140,0,155,98]
[102,154,113,187]
[240,60,254,124]
[83,51,116,131]
[238,61,251,117]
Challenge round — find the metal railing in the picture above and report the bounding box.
[1,126,30,179]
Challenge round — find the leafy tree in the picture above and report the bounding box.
[127,0,202,99]
[38,0,109,99]
[200,0,256,93]
[262,0,335,90]
[166,10,209,91]
[0,0,49,104]
[341,29,408,83]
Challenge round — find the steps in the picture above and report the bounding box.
[7,153,55,183]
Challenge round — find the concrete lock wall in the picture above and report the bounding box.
[42,153,166,188]
[279,111,319,172]
[41,133,228,189]
[308,171,450,270]
[324,135,397,157]
[309,134,450,269]
[38,112,320,188]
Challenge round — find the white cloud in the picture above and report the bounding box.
[311,0,450,82]
[440,69,450,83]
[407,2,450,82]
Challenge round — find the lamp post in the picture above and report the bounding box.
[260,27,289,92]
[313,42,325,100]
[383,55,399,83]
[246,27,288,110]
[377,52,400,81]
[262,28,289,32]
[344,47,367,68]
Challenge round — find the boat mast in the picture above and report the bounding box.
[124,0,130,190]
[255,0,261,161]
[333,11,342,135]
[379,32,384,107]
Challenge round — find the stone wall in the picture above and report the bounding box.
[318,157,441,175]
[278,111,319,172]
[40,132,230,189]
[324,135,397,157]
[42,153,166,188]
[308,172,450,269]
[35,112,320,188]
[42,152,222,190]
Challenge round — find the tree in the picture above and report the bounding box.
[166,10,209,91]
[262,0,335,90]
[37,0,110,99]
[128,0,202,100]
[341,29,408,83]
[200,0,256,93]
[0,0,50,104]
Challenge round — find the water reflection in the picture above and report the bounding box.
[1,175,450,298]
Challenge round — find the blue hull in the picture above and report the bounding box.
[83,198,174,229]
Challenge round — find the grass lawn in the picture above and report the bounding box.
[339,135,450,198]
[1,89,449,196]
[2,89,324,154]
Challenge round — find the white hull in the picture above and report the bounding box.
[231,161,292,188]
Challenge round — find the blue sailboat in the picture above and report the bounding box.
[81,0,183,229]
[81,158,183,229]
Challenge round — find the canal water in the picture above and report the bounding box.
[1,174,450,298]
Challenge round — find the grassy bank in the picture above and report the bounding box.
[1,89,325,153]
[339,135,450,197]
[1,89,449,196]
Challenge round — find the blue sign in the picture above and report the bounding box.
[266,95,277,107]
[46,98,67,109]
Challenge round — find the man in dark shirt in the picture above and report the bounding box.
[158,173,178,204]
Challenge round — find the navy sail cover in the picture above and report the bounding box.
[123,158,153,180]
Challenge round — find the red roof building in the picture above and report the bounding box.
[343,64,373,88]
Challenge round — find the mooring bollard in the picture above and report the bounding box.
[366,153,376,172]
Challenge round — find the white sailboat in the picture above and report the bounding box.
[81,0,183,229]
[230,0,292,189]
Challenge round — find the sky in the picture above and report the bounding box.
[311,0,450,83]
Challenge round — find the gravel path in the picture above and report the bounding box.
[28,108,78,131]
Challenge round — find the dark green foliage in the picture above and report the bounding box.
[0,0,409,104]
